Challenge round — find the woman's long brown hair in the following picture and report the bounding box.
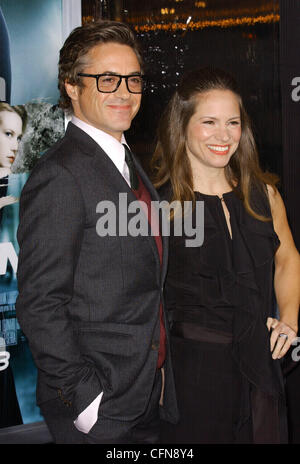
[151,67,278,221]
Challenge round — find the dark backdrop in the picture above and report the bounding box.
[82,0,282,181]
[279,0,300,250]
[130,22,282,180]
[279,0,300,445]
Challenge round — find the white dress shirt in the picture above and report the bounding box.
[71,116,131,433]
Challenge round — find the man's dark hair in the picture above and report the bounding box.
[58,20,143,111]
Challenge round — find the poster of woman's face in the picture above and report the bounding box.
[0,105,23,171]
[0,103,27,211]
[0,111,22,169]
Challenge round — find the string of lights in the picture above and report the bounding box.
[134,13,280,32]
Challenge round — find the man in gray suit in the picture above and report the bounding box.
[16,20,178,444]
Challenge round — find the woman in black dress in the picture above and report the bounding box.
[152,68,300,443]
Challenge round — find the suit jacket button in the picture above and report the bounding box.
[152,343,158,351]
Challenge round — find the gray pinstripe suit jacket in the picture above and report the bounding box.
[16,122,178,424]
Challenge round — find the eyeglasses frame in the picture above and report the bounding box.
[77,72,146,94]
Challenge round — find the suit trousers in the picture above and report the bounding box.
[40,369,162,444]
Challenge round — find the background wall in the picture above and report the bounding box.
[83,0,282,186]
[279,0,300,444]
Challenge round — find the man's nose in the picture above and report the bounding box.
[115,77,130,98]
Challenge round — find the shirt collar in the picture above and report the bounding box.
[71,116,128,174]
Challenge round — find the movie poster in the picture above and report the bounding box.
[0,0,78,427]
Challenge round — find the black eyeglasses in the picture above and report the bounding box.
[77,73,145,94]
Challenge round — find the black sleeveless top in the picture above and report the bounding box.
[162,184,285,401]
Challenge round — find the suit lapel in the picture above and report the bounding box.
[66,123,164,274]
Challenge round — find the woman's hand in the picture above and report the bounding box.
[0,195,18,209]
[267,317,297,359]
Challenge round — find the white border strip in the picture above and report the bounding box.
[61,0,82,44]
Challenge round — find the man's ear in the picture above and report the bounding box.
[65,82,79,102]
